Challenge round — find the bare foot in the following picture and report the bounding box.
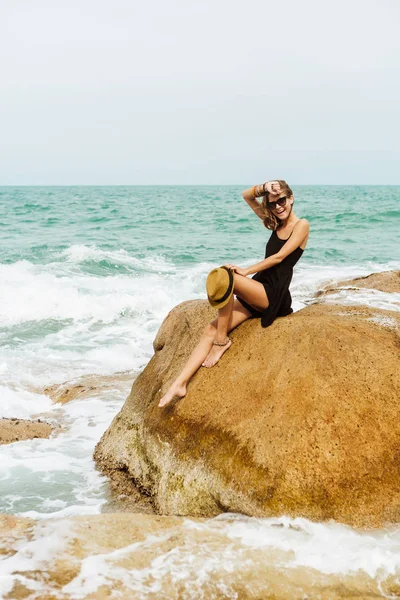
[158,381,187,408]
[202,339,232,368]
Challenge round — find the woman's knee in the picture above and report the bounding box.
[203,322,217,337]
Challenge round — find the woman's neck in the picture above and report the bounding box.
[278,210,298,229]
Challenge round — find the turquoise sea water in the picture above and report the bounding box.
[1,185,399,268]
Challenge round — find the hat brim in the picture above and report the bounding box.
[206,266,234,309]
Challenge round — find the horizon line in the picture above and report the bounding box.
[1,183,399,187]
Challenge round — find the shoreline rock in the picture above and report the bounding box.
[94,299,400,528]
[1,512,399,599]
[43,370,136,404]
[0,418,55,446]
[315,269,400,297]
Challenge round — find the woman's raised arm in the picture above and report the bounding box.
[241,181,281,219]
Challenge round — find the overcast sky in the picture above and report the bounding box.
[1,0,399,185]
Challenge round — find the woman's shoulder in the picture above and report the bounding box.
[276,218,309,230]
[294,218,310,231]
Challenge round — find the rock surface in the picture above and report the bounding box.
[1,512,399,599]
[44,371,136,404]
[0,418,54,445]
[316,269,400,296]
[94,300,400,528]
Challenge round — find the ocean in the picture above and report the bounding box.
[0,185,399,597]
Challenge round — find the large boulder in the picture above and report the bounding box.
[94,300,400,527]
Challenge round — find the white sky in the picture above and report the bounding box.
[1,0,399,184]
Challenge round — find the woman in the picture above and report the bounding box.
[158,180,309,408]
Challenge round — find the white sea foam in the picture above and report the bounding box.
[215,514,400,577]
[60,243,178,273]
[2,514,397,599]
[0,519,73,597]
[0,387,54,420]
[0,260,174,327]
[0,255,209,392]
[0,253,397,332]
[292,262,400,312]
[0,391,123,517]
[319,288,400,312]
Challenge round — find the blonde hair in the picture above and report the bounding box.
[259,180,294,230]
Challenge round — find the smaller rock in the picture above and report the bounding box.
[316,269,400,297]
[44,371,136,404]
[0,418,54,446]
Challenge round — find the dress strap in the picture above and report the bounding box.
[275,229,293,242]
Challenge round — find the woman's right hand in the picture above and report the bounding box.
[265,181,281,196]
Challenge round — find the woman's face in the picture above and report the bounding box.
[268,193,294,221]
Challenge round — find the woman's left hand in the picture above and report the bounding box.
[224,264,248,277]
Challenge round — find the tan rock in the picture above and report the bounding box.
[0,418,54,446]
[94,300,400,528]
[316,269,400,297]
[1,512,398,599]
[44,371,136,404]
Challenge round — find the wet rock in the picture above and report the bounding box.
[44,371,136,404]
[0,512,399,599]
[94,300,400,528]
[0,418,54,445]
[316,269,400,297]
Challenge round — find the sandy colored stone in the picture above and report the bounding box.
[100,466,155,514]
[44,371,136,404]
[0,418,54,446]
[94,299,400,528]
[316,269,400,296]
[0,514,33,555]
[0,512,398,599]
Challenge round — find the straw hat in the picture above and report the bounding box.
[206,266,234,309]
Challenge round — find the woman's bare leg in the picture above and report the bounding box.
[202,273,269,368]
[202,294,234,367]
[158,300,251,407]
[158,273,269,407]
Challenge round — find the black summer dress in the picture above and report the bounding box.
[236,229,303,328]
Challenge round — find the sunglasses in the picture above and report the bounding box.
[267,196,287,211]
